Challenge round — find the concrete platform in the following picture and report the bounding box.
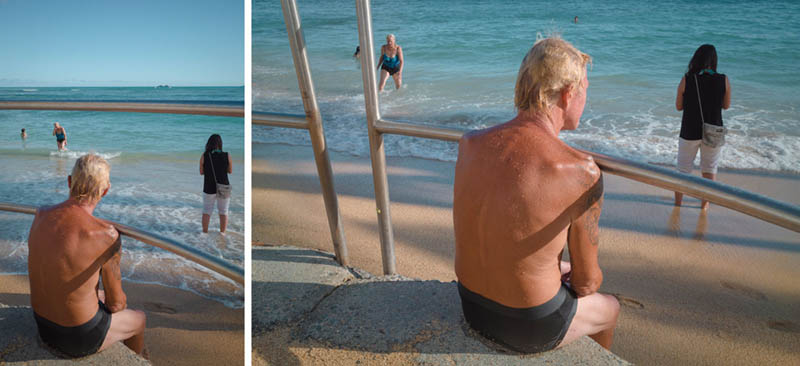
[253,245,629,365]
[0,304,149,365]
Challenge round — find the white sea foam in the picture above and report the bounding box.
[49,150,122,160]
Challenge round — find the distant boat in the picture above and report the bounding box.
[155,85,171,89]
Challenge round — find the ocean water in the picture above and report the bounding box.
[0,86,244,307]
[253,0,800,173]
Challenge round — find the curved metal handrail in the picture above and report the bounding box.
[0,101,243,117]
[0,202,244,284]
[372,118,800,233]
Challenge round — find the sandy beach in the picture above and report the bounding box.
[253,142,800,365]
[0,274,243,365]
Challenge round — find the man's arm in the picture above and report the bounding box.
[567,170,604,297]
[199,154,205,175]
[101,232,127,312]
[227,153,233,174]
[676,76,685,111]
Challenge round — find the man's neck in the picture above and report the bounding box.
[66,197,99,215]
[514,108,565,137]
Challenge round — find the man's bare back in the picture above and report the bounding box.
[28,201,121,325]
[454,119,603,308]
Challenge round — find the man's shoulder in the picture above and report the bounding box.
[37,202,118,243]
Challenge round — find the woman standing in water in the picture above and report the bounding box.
[52,122,67,150]
[674,44,731,209]
[376,34,403,91]
[200,134,233,233]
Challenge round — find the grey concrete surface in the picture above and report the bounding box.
[252,245,354,334]
[0,304,149,365]
[253,245,630,365]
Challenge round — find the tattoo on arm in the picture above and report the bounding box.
[106,235,123,281]
[583,174,603,246]
[108,251,122,281]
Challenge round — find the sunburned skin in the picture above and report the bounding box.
[28,200,124,325]
[454,119,604,308]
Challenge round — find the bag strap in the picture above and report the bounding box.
[693,74,705,124]
[207,151,219,184]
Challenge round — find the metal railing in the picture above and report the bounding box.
[0,101,244,284]
[0,203,243,285]
[250,0,349,266]
[0,101,243,117]
[353,0,800,274]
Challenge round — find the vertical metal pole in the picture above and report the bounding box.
[355,0,396,275]
[281,0,349,266]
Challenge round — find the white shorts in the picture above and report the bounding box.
[203,193,230,215]
[677,138,722,174]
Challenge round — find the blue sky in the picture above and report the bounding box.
[0,0,244,86]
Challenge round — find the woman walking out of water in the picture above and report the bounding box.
[674,44,731,209]
[377,34,403,91]
[200,134,233,233]
[52,122,67,151]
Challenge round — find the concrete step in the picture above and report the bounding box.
[0,304,149,365]
[253,245,630,365]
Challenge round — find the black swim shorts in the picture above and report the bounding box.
[381,63,400,76]
[458,282,577,353]
[33,301,112,358]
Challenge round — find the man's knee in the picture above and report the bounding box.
[600,293,620,327]
[131,309,147,332]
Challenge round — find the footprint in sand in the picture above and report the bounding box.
[143,302,177,314]
[720,281,767,301]
[611,294,644,309]
[767,320,800,334]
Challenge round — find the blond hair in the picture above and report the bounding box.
[69,154,110,204]
[514,36,591,113]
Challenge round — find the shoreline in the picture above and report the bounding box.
[0,274,243,365]
[253,141,800,365]
[253,140,800,177]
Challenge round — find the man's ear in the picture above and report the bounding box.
[559,85,573,109]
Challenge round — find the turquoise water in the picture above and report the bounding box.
[0,86,244,307]
[254,0,799,172]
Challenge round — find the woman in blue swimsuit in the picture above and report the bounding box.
[52,122,67,151]
[376,34,404,91]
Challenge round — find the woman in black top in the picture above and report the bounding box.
[674,44,731,209]
[200,134,233,233]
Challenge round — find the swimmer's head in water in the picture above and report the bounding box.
[69,154,111,204]
[21,128,25,133]
[688,44,717,75]
[514,36,591,114]
[205,134,223,153]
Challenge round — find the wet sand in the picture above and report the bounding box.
[253,142,800,365]
[0,274,243,365]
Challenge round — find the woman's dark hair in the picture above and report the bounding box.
[687,44,718,75]
[205,134,223,153]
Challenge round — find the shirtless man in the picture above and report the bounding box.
[453,37,619,353]
[27,154,147,358]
